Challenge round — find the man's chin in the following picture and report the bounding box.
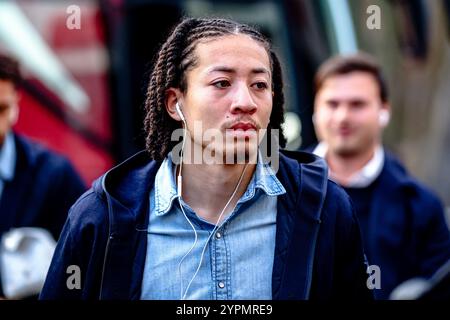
[331,144,362,158]
[224,143,258,164]
[198,142,258,165]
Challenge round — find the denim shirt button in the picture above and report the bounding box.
[218,282,225,289]
[215,232,222,239]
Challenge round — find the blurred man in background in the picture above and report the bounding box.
[311,52,450,299]
[0,53,86,298]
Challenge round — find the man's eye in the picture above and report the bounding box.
[253,82,268,90]
[213,80,230,89]
[0,103,10,112]
[327,101,339,109]
[350,101,365,109]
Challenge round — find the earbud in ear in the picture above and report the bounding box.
[175,102,185,122]
[378,109,390,127]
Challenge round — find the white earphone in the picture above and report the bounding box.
[174,100,198,300]
[175,101,186,197]
[176,102,186,122]
[378,109,390,127]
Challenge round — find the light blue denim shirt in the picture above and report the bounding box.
[0,133,16,200]
[141,153,286,300]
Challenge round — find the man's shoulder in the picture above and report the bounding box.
[278,150,354,221]
[65,183,109,233]
[277,149,328,194]
[382,152,443,208]
[15,133,72,169]
[14,133,86,194]
[66,151,159,231]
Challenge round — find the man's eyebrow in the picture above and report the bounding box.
[206,66,270,75]
[349,98,367,103]
[251,67,271,75]
[325,97,366,102]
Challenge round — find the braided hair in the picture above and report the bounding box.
[144,17,286,160]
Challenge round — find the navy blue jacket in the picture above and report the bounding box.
[354,153,450,299]
[40,150,373,300]
[0,134,86,239]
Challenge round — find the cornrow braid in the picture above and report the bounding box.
[144,17,286,160]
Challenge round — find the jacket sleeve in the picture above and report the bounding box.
[39,190,108,300]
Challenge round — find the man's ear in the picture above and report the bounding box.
[9,92,20,126]
[382,102,391,114]
[165,88,183,122]
[9,103,19,126]
[378,103,391,128]
[312,98,320,124]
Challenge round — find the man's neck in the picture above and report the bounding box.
[326,145,379,187]
[178,161,256,224]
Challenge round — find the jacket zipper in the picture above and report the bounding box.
[99,188,114,299]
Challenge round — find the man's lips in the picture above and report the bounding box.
[229,122,257,131]
[337,127,353,136]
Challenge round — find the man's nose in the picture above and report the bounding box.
[334,105,351,122]
[230,83,257,114]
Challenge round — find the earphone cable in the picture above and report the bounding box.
[180,162,249,300]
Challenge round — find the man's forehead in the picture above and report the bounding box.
[0,79,17,93]
[319,93,376,105]
[319,73,379,98]
[322,72,379,88]
[194,52,272,76]
[193,36,271,71]
[0,84,17,112]
[204,65,271,76]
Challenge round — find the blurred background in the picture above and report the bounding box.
[1,0,449,212]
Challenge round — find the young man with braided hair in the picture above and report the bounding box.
[40,17,372,300]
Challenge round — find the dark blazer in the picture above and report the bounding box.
[360,153,450,299]
[0,133,86,297]
[0,133,86,239]
[304,144,450,299]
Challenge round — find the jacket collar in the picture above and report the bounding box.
[96,150,327,231]
[94,150,161,238]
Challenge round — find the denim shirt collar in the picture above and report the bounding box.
[153,152,286,217]
[0,132,16,181]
